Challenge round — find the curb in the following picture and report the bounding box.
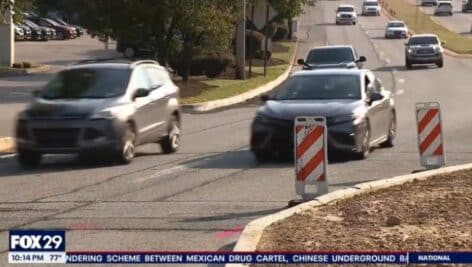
[229,163,472,267]
[380,5,472,58]
[0,65,50,77]
[0,137,15,155]
[181,42,298,113]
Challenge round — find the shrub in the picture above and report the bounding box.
[12,62,23,68]
[273,25,289,41]
[170,54,233,78]
[246,30,265,58]
[22,62,33,68]
[262,22,278,39]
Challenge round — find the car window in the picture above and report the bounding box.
[39,21,51,27]
[131,68,152,90]
[409,37,438,45]
[41,68,131,99]
[307,48,355,64]
[144,67,166,90]
[364,2,379,6]
[338,7,355,12]
[275,74,361,100]
[389,22,405,27]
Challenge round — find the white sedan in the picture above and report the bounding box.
[385,20,408,39]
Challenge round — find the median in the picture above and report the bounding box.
[379,0,472,55]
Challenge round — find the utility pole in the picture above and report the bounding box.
[235,0,246,80]
[263,4,269,77]
[0,0,14,66]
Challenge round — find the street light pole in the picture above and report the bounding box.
[235,0,246,80]
[0,0,14,66]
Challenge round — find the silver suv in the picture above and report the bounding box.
[15,60,181,167]
[405,34,444,69]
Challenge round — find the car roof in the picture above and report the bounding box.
[338,4,355,8]
[410,34,438,38]
[388,20,405,23]
[66,60,163,71]
[309,45,353,50]
[292,69,366,77]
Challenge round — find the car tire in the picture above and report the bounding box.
[57,32,65,40]
[116,125,136,164]
[353,124,371,160]
[17,149,42,168]
[336,21,340,25]
[406,59,413,69]
[437,59,444,68]
[353,21,357,25]
[124,47,135,59]
[253,150,271,163]
[160,115,181,154]
[380,112,396,148]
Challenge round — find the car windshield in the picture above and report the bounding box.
[41,68,131,99]
[409,36,438,45]
[364,2,379,6]
[45,19,60,26]
[338,7,354,12]
[274,74,361,100]
[55,18,68,25]
[438,3,451,6]
[388,22,405,27]
[307,48,355,64]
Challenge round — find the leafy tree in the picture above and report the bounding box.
[270,0,315,38]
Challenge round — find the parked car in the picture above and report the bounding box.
[421,0,438,6]
[16,23,32,40]
[385,20,408,39]
[15,60,181,167]
[462,0,472,12]
[50,18,85,36]
[250,69,396,161]
[21,20,49,41]
[29,17,76,40]
[362,0,381,16]
[405,34,444,69]
[14,25,25,41]
[297,45,366,69]
[434,1,453,15]
[336,5,358,25]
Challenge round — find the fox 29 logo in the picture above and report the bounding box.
[9,230,65,252]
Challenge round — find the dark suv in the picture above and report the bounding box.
[297,45,367,69]
[15,60,181,167]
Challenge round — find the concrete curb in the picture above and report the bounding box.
[380,5,472,58]
[0,137,15,155]
[229,163,472,267]
[181,42,298,113]
[0,65,50,77]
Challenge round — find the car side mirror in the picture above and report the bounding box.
[32,90,41,98]
[260,94,271,102]
[441,41,447,45]
[297,59,305,65]
[133,88,149,100]
[368,92,384,105]
[357,56,366,62]
[404,42,409,46]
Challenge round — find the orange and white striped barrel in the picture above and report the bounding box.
[416,102,445,169]
[294,116,328,200]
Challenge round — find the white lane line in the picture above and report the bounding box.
[0,154,16,159]
[380,51,385,56]
[133,162,196,183]
[396,89,405,95]
[397,78,405,84]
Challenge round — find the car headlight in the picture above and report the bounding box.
[336,13,341,17]
[90,110,115,120]
[408,48,413,54]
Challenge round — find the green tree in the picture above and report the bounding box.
[270,0,315,38]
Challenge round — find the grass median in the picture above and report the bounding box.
[380,0,472,54]
[179,41,296,105]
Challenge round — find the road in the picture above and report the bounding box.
[1,0,472,265]
[405,0,472,36]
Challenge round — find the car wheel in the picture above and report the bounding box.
[353,21,357,25]
[124,47,135,58]
[406,59,413,69]
[17,149,41,168]
[354,124,371,160]
[117,125,136,164]
[437,59,444,68]
[253,150,271,163]
[381,112,396,148]
[336,21,340,25]
[160,115,181,154]
[57,32,65,40]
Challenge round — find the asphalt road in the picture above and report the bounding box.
[1,0,472,265]
[404,0,472,36]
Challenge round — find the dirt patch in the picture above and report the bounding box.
[258,170,472,263]
[175,78,215,99]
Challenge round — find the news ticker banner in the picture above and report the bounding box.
[8,230,472,264]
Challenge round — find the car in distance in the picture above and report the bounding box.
[250,69,396,161]
[362,0,381,16]
[405,34,444,69]
[434,1,453,15]
[385,20,408,39]
[31,17,77,40]
[16,23,32,40]
[51,18,85,37]
[421,0,438,6]
[336,5,358,25]
[22,19,51,41]
[297,45,367,69]
[15,60,181,168]
[14,25,25,41]
[463,0,472,12]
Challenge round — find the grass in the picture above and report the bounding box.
[179,41,296,104]
[379,0,472,54]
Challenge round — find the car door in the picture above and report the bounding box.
[129,67,155,143]
[372,77,392,138]
[364,72,384,142]
[144,66,169,140]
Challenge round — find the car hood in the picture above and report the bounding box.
[26,98,116,119]
[303,62,357,69]
[408,44,439,50]
[257,99,364,121]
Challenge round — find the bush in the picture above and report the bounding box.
[22,62,33,68]
[262,22,278,39]
[12,63,23,68]
[273,25,289,41]
[171,54,233,78]
[246,30,265,58]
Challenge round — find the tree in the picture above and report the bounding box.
[270,0,315,38]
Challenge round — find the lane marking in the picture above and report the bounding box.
[397,78,405,84]
[396,89,405,95]
[0,154,15,159]
[385,58,391,64]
